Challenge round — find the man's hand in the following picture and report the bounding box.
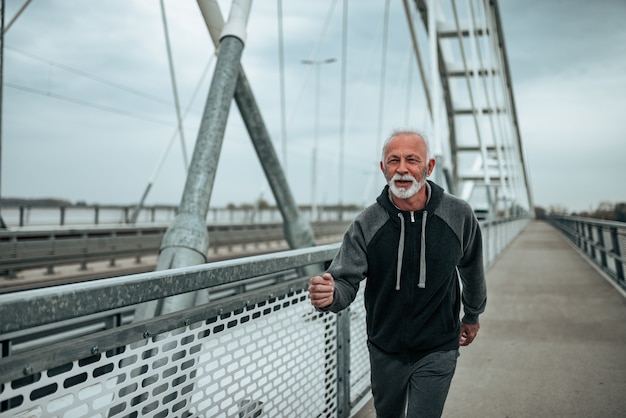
[459,321,480,346]
[308,273,335,308]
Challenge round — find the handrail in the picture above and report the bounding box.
[0,221,350,276]
[0,204,362,228]
[547,216,625,292]
[0,243,340,335]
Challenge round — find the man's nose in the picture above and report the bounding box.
[397,160,409,173]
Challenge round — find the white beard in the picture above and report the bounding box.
[388,173,427,199]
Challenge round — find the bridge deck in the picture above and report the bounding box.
[355,221,626,418]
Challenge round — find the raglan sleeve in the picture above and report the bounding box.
[458,211,487,324]
[318,218,369,313]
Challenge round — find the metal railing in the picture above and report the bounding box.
[1,205,362,228]
[481,217,530,269]
[0,221,350,278]
[0,217,530,417]
[2,205,179,227]
[547,216,626,291]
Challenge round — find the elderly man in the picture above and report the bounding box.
[309,130,486,418]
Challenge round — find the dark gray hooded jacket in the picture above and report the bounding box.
[322,181,486,360]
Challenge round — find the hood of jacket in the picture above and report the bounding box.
[375,180,444,290]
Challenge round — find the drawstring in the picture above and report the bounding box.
[396,213,405,290]
[395,211,428,290]
[418,211,428,288]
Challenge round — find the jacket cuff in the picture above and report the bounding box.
[462,313,479,324]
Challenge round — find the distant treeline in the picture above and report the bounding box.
[536,201,626,222]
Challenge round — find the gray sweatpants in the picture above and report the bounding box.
[368,343,459,418]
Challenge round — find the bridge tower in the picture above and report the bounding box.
[413,0,533,218]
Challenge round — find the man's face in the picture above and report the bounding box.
[381,134,432,200]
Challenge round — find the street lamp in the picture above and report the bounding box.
[301,58,335,221]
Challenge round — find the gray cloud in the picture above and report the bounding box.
[2,0,625,212]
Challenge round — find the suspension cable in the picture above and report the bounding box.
[277,0,288,173]
[3,0,31,34]
[339,0,348,207]
[130,55,215,222]
[286,0,338,131]
[159,0,189,171]
[375,0,391,154]
[402,0,432,121]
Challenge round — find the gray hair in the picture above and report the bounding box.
[381,129,431,162]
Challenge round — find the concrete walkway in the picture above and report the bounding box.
[354,221,626,417]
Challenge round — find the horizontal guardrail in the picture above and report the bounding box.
[1,204,362,228]
[547,216,626,292]
[0,221,350,277]
[481,217,530,269]
[0,244,349,417]
[0,216,530,417]
[2,204,179,227]
[0,245,338,337]
[0,225,165,275]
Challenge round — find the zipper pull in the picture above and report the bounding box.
[410,211,415,222]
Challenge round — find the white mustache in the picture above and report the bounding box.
[391,174,417,183]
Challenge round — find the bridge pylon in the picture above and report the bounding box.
[412,0,533,218]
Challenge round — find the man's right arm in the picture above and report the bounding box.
[309,206,381,312]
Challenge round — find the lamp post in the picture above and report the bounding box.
[302,58,335,221]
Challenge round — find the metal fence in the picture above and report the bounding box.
[0,221,350,278]
[1,205,362,229]
[547,216,626,292]
[0,217,530,418]
[1,205,179,228]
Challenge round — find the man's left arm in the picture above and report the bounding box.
[458,214,487,344]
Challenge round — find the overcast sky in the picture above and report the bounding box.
[2,0,625,213]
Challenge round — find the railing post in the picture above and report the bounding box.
[19,206,24,227]
[46,233,55,275]
[60,206,66,226]
[597,225,607,270]
[94,205,100,225]
[80,232,88,271]
[576,221,584,251]
[587,223,596,259]
[609,227,625,284]
[336,309,351,418]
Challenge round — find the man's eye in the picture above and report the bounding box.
[387,159,399,164]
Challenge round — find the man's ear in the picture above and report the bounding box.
[427,158,436,176]
[379,160,385,173]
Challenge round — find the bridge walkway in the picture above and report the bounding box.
[355,221,626,418]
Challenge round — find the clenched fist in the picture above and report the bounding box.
[308,273,335,308]
[459,321,480,346]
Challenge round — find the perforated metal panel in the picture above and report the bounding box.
[0,289,347,417]
[347,292,369,409]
